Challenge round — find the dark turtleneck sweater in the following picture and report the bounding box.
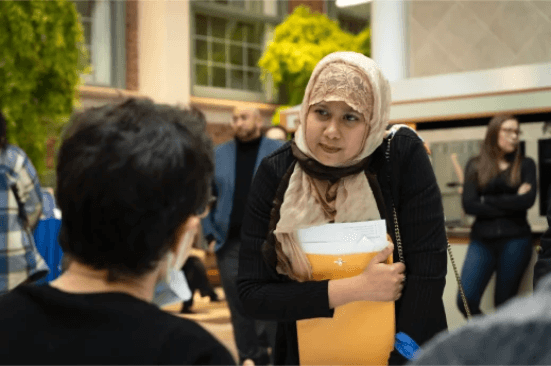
[227,136,262,241]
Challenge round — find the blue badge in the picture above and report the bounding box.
[395,332,421,360]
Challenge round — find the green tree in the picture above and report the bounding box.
[0,0,87,180]
[259,5,371,109]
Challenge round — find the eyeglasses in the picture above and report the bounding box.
[500,127,522,136]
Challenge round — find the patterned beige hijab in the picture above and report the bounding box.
[274,52,391,281]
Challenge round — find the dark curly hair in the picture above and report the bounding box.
[56,98,214,281]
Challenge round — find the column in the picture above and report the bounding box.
[138,0,191,105]
[370,0,408,82]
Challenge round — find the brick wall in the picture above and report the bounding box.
[206,124,234,146]
[289,0,325,14]
[45,137,56,169]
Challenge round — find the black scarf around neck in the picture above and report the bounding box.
[290,141,370,182]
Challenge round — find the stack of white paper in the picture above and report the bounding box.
[297,220,387,255]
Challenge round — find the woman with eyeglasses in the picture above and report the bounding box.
[458,114,537,318]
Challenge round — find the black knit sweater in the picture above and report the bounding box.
[237,129,448,365]
[462,156,537,241]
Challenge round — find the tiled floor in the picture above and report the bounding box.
[162,287,239,363]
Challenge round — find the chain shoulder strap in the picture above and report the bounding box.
[384,133,471,319]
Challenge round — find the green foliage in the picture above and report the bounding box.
[271,105,291,126]
[0,0,87,180]
[355,27,371,58]
[259,6,371,106]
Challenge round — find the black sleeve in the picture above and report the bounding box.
[237,156,334,322]
[534,200,551,288]
[388,131,448,365]
[462,158,510,218]
[483,158,537,211]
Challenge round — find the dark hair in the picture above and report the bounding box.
[190,106,206,123]
[56,98,214,281]
[473,114,522,189]
[0,112,7,150]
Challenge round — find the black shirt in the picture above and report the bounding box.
[0,285,234,365]
[462,156,537,240]
[227,136,262,241]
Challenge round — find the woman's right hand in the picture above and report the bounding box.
[358,244,406,302]
[328,244,406,308]
[518,183,532,195]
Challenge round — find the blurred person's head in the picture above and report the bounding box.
[56,98,214,284]
[264,125,288,142]
[0,112,7,150]
[476,114,522,188]
[232,107,262,142]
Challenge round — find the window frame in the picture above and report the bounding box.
[76,0,126,89]
[190,0,285,102]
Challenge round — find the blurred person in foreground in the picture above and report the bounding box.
[0,112,48,295]
[458,114,537,317]
[0,99,234,365]
[264,124,288,142]
[410,202,551,365]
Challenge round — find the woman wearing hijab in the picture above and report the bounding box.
[237,52,448,365]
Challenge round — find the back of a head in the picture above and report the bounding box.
[56,98,214,280]
[264,125,288,141]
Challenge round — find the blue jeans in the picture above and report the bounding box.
[457,236,533,317]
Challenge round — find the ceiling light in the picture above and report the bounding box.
[336,0,372,8]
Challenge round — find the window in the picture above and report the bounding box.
[430,139,482,227]
[191,0,283,102]
[194,15,264,92]
[74,0,126,88]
